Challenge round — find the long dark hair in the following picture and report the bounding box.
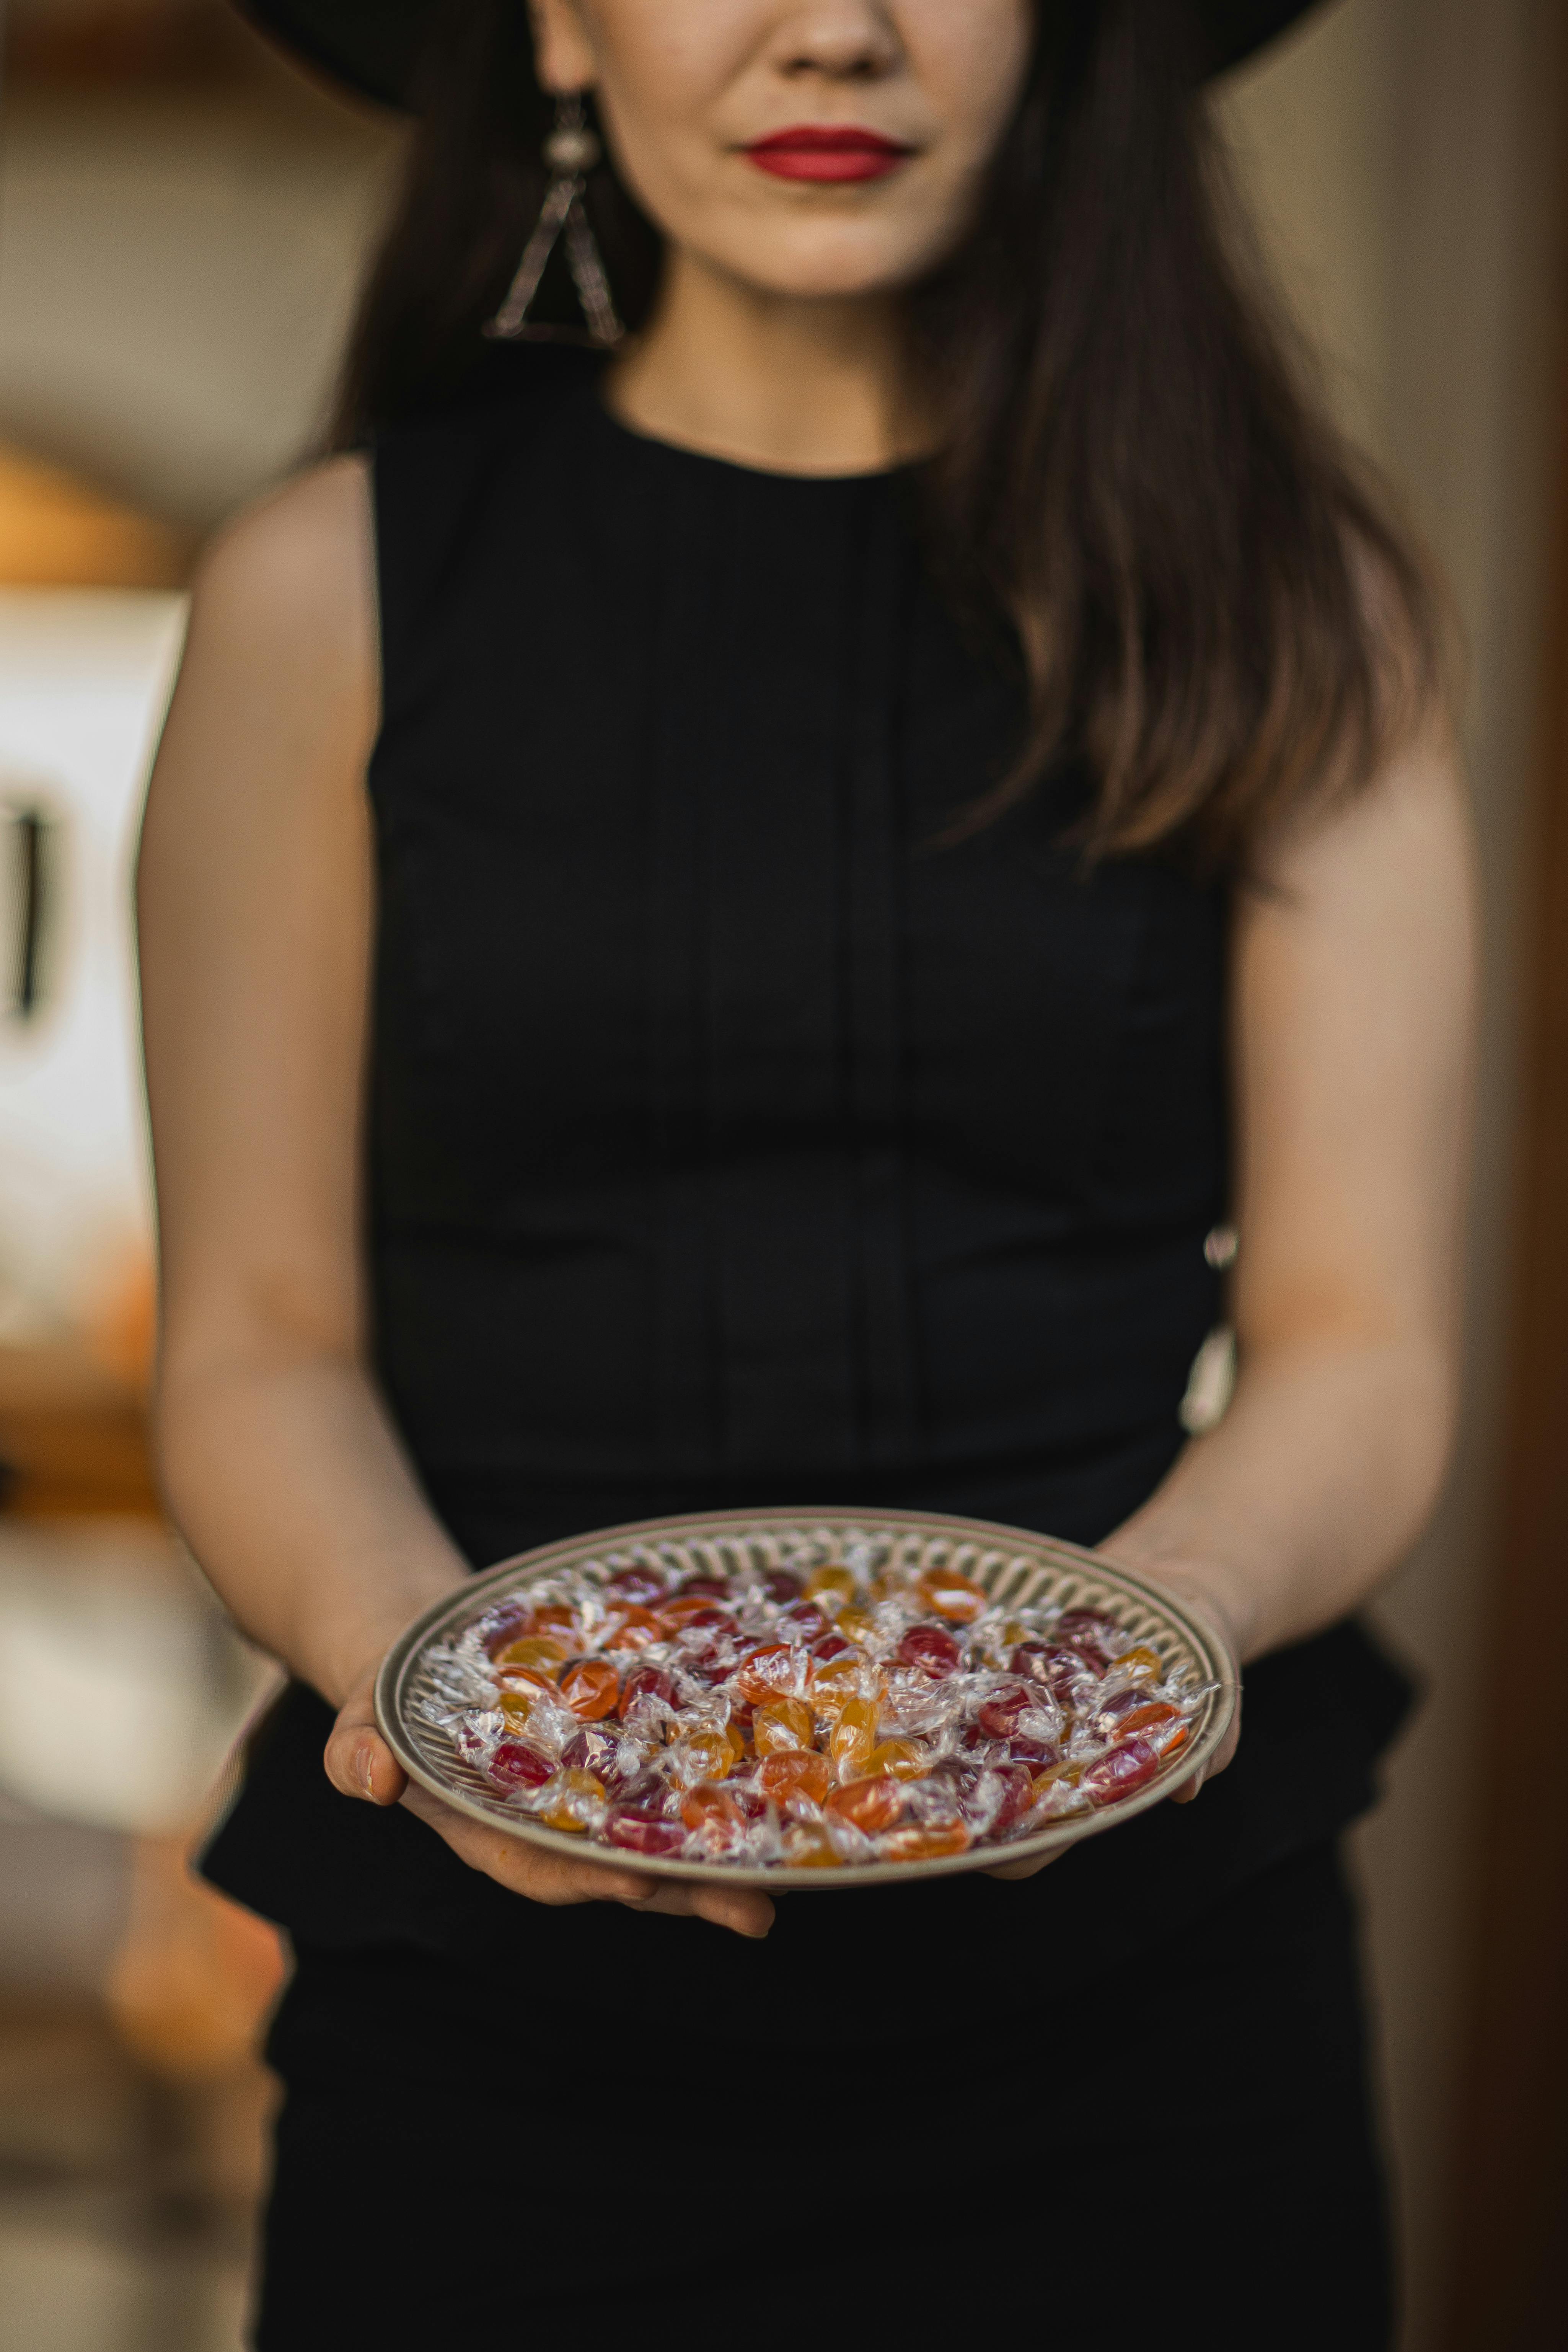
[334,0,1444,865]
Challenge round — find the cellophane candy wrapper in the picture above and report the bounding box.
[412,1548,1214,1871]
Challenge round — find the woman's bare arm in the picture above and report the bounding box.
[1105,727,1476,1743]
[139,465,773,1936]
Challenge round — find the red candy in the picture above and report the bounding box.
[1082,1739,1162,1806]
[776,1600,831,1641]
[562,1726,632,1788]
[1012,1641,1102,1705]
[988,1763,1038,1835]
[486,1740,554,1793]
[976,1679,1034,1738]
[605,1566,665,1605]
[479,1599,533,1657]
[605,1805,686,1857]
[896,1623,963,1679]
[618,1665,676,1717]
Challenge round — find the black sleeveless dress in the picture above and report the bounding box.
[207,348,1408,2348]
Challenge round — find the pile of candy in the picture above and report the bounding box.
[421,1548,1207,1871]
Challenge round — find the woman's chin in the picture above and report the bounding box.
[698,235,942,307]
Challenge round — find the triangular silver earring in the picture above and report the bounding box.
[485,94,626,347]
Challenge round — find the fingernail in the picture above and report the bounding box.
[354,1745,375,1797]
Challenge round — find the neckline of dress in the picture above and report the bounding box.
[588,381,914,492]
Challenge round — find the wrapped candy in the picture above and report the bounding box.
[427,1547,1212,1871]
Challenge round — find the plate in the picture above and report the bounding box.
[375,1506,1237,1890]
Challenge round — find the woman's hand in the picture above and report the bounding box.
[324,1669,776,1941]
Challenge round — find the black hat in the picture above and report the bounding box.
[237,2,1325,112]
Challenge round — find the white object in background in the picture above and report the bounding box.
[0,589,186,1338]
[0,1519,277,1836]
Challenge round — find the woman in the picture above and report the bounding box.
[139,2,1472,2343]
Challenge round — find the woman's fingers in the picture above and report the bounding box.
[324,1688,407,1806]
[401,1783,776,1935]
[404,1786,655,1904]
[983,1848,1065,1882]
[621,1881,776,1939]
[1170,1690,1243,1803]
[329,1676,775,1935]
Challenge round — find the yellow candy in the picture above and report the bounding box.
[862,1739,925,1781]
[539,1767,604,1833]
[754,1697,815,1756]
[834,1606,878,1646]
[672,1730,733,1784]
[831,1695,880,1781]
[805,1563,856,1601]
[497,1636,568,1675]
[783,1821,844,1868]
[1118,1646,1164,1684]
[809,1653,870,1715]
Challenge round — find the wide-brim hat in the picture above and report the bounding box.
[237,1,1326,112]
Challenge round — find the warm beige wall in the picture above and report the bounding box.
[0,78,396,523]
[1224,5,1565,2343]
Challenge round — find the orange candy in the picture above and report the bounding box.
[916,1565,988,1625]
[604,1605,664,1652]
[497,1690,538,1727]
[759,1752,831,1808]
[754,1697,815,1756]
[497,1636,569,1675]
[879,1821,971,1862]
[1110,1699,1182,1741]
[734,1645,798,1704]
[560,1659,621,1721]
[494,1665,560,1703]
[532,1602,579,1637]
[862,1739,925,1781]
[825,1776,906,1835]
[681,1783,746,1850]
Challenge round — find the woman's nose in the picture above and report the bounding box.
[767,0,903,83]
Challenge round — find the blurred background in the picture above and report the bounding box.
[0,1,1563,2345]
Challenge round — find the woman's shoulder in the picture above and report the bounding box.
[187,455,378,719]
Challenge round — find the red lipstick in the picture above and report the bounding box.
[745,126,915,184]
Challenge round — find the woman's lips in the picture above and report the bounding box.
[744,126,916,184]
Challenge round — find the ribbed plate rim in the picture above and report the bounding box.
[375,1505,1238,1891]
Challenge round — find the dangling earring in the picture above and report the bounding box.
[485,94,625,348]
